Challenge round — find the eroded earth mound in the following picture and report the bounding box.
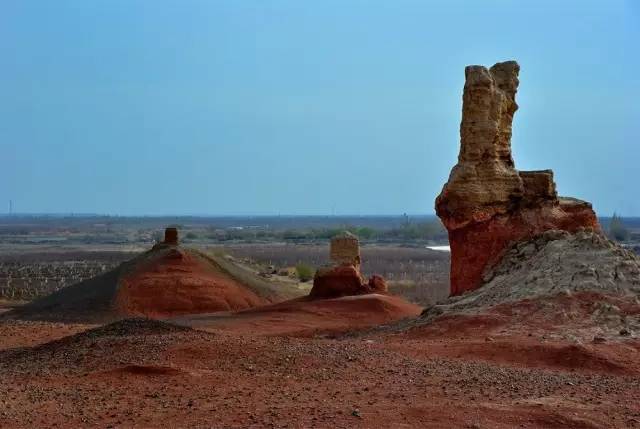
[114,247,265,318]
[7,243,297,322]
[179,293,421,337]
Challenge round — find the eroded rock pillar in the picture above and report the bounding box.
[436,60,600,296]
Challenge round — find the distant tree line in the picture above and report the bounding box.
[179,219,448,243]
[608,213,630,242]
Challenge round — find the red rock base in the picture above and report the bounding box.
[309,265,388,300]
[448,200,600,296]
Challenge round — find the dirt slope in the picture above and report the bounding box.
[449,230,640,311]
[177,293,422,337]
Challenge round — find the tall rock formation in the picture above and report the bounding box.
[436,61,600,296]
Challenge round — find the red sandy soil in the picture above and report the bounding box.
[115,248,266,318]
[1,291,639,428]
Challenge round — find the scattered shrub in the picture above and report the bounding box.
[295,263,315,282]
[609,213,630,242]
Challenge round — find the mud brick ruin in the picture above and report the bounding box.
[310,232,386,299]
[329,231,361,269]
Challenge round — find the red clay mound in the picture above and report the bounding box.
[9,246,291,322]
[115,248,265,318]
[179,294,421,337]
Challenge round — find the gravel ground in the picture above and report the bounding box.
[0,318,639,428]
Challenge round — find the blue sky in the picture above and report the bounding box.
[1,0,638,216]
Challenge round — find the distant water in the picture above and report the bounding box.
[426,245,451,252]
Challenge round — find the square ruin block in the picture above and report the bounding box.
[519,170,557,201]
[330,232,361,268]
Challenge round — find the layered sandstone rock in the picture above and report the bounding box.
[309,233,387,299]
[436,61,600,296]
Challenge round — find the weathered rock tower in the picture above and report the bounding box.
[436,61,600,296]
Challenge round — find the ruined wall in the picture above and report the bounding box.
[436,61,600,296]
[329,232,361,269]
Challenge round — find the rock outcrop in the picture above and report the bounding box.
[309,233,387,299]
[449,230,640,311]
[436,61,600,296]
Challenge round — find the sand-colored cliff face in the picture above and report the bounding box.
[436,61,600,296]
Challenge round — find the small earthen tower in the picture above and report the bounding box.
[330,231,361,269]
[163,227,179,245]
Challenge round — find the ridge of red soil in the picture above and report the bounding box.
[176,293,422,337]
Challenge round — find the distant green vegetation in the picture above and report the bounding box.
[295,263,315,282]
[608,213,630,242]
[213,220,447,243]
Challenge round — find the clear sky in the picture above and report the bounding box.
[1,0,638,216]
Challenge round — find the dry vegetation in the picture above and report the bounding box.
[0,244,450,306]
[0,251,135,300]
